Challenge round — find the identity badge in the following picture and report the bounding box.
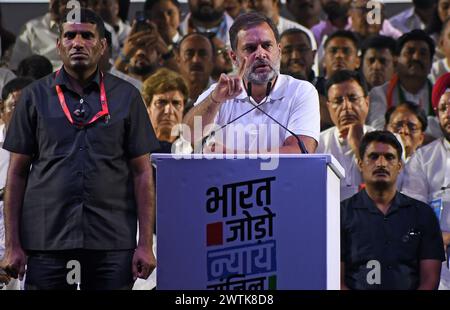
[430,198,443,221]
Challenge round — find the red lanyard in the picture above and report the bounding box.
[55,69,109,127]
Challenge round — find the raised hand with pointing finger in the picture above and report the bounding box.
[210,57,247,104]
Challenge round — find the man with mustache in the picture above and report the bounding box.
[280,29,316,82]
[175,33,214,114]
[390,0,437,34]
[211,37,233,82]
[401,72,450,290]
[317,70,372,200]
[115,20,176,91]
[317,31,360,130]
[183,12,319,154]
[181,0,234,45]
[341,130,445,290]
[361,35,396,91]
[367,30,442,139]
[280,28,332,131]
[0,9,159,290]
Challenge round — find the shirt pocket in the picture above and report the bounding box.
[37,115,77,156]
[86,119,125,156]
[397,230,421,263]
[347,229,374,266]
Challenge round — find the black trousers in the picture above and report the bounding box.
[25,249,135,290]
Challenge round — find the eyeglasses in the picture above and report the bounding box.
[153,99,184,111]
[390,121,421,133]
[329,95,365,106]
[216,47,229,56]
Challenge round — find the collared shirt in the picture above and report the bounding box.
[430,58,450,84]
[9,13,61,71]
[180,12,234,45]
[389,7,425,34]
[402,138,450,228]
[341,189,445,290]
[401,137,450,289]
[367,80,442,139]
[3,67,159,251]
[194,74,320,152]
[317,125,374,201]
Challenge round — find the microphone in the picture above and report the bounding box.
[201,81,271,153]
[200,80,308,154]
[246,81,309,154]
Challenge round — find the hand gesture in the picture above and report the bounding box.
[211,57,247,103]
[121,22,169,60]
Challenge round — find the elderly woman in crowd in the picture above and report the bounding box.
[141,68,192,154]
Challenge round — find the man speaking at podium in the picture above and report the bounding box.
[183,12,320,154]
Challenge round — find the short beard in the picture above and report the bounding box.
[245,60,280,85]
[128,64,155,77]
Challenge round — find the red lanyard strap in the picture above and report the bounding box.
[55,69,109,127]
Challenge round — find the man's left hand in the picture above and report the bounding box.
[132,245,156,281]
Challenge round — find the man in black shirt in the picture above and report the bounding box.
[0,9,159,290]
[341,131,445,290]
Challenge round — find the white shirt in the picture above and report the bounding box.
[104,22,121,61]
[316,125,374,201]
[180,13,234,46]
[401,137,450,290]
[194,74,320,152]
[389,7,425,34]
[114,19,131,49]
[109,66,142,91]
[367,80,442,139]
[0,124,10,258]
[401,138,450,211]
[431,58,450,84]
[9,13,61,71]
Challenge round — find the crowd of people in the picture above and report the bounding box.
[0,0,448,290]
